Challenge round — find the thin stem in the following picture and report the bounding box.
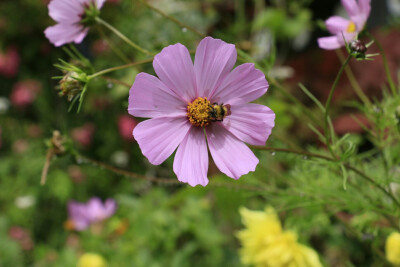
[324,55,352,157]
[251,145,400,209]
[336,49,371,106]
[366,31,397,96]
[139,0,205,38]
[88,58,153,79]
[101,76,131,88]
[76,154,267,191]
[40,149,54,185]
[96,17,153,56]
[269,76,322,127]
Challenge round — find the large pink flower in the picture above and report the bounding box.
[318,0,371,50]
[128,37,275,187]
[44,0,106,47]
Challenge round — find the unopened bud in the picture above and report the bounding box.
[59,72,85,101]
[349,40,367,54]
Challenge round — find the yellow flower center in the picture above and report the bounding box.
[346,21,356,33]
[187,97,212,127]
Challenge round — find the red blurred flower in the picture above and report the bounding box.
[8,226,34,251]
[91,40,110,55]
[0,47,20,78]
[71,123,95,147]
[10,80,42,108]
[118,115,138,141]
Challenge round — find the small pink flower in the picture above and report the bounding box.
[118,115,138,142]
[318,0,371,50]
[44,0,106,47]
[10,80,42,108]
[128,37,275,187]
[68,197,117,231]
[0,47,20,78]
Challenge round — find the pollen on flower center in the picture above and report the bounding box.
[346,21,356,33]
[187,97,212,127]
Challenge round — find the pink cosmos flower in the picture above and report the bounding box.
[10,80,42,108]
[44,0,106,47]
[70,123,95,147]
[68,197,117,231]
[318,0,371,50]
[128,37,275,187]
[0,47,20,78]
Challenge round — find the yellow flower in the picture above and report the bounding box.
[77,253,107,267]
[237,206,323,267]
[386,232,400,266]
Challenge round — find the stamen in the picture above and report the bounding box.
[346,21,356,33]
[187,97,212,127]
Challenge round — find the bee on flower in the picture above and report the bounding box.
[128,37,275,187]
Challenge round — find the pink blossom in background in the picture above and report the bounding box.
[68,197,117,231]
[0,47,20,78]
[128,37,275,187]
[118,115,138,142]
[70,123,95,147]
[8,226,34,251]
[44,0,106,47]
[318,0,371,50]
[9,80,42,108]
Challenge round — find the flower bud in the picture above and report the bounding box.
[59,72,85,101]
[349,40,367,54]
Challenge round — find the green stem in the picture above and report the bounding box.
[336,49,371,106]
[366,31,397,96]
[139,0,205,38]
[88,58,153,79]
[96,17,153,56]
[324,55,352,157]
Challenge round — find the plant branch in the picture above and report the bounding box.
[88,58,153,79]
[324,55,351,157]
[96,17,153,56]
[139,0,205,38]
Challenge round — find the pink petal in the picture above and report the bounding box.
[133,116,191,165]
[210,63,268,105]
[96,0,107,9]
[44,23,88,47]
[86,197,104,222]
[128,72,186,118]
[48,0,83,23]
[68,201,89,231]
[317,36,342,50]
[325,16,351,35]
[173,127,208,187]
[74,28,89,43]
[153,43,197,103]
[222,104,275,146]
[206,123,259,179]
[194,37,237,98]
[341,0,360,17]
[103,199,117,217]
[359,0,371,15]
